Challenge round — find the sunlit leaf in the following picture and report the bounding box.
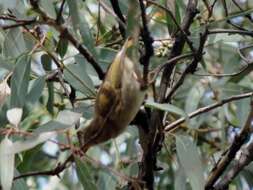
[0,77,11,107]
[7,132,56,154]
[6,107,23,127]
[0,137,15,190]
[145,100,185,116]
[34,110,81,133]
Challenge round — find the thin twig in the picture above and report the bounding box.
[164,92,253,132]
[14,154,74,180]
[208,29,253,37]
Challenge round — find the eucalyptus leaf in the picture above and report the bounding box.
[235,98,251,127]
[26,77,45,104]
[39,0,56,18]
[56,38,69,58]
[64,63,95,96]
[10,55,31,107]
[34,110,81,133]
[176,135,205,190]
[75,158,97,190]
[67,0,97,58]
[0,0,17,9]
[12,170,29,190]
[0,137,15,190]
[174,165,186,190]
[3,28,26,58]
[7,132,56,154]
[145,100,185,116]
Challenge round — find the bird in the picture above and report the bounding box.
[77,37,146,153]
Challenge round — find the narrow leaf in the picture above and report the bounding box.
[176,135,205,190]
[10,55,31,107]
[0,137,15,190]
[34,110,81,133]
[7,132,56,154]
[26,76,45,104]
[75,158,97,190]
[64,62,95,96]
[3,28,26,58]
[145,100,185,116]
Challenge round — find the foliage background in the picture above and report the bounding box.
[0,0,253,190]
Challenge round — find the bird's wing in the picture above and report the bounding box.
[95,81,121,118]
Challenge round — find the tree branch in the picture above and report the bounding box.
[109,0,126,38]
[165,27,208,101]
[164,92,253,132]
[137,1,199,189]
[214,140,253,190]
[14,154,74,180]
[205,98,253,190]
[208,29,253,37]
[29,0,105,80]
[138,0,154,87]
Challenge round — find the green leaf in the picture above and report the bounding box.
[34,110,81,133]
[26,77,45,104]
[41,54,52,71]
[73,102,94,119]
[64,61,95,96]
[176,135,205,190]
[56,38,69,58]
[40,54,54,114]
[67,0,97,58]
[185,82,205,113]
[174,165,186,190]
[208,33,245,45]
[235,98,251,127]
[3,28,27,58]
[6,132,56,154]
[10,55,31,107]
[34,121,69,133]
[0,137,15,190]
[75,157,97,190]
[12,170,28,190]
[97,47,117,70]
[0,56,13,71]
[97,172,116,190]
[0,0,17,9]
[145,100,185,116]
[165,0,181,35]
[39,0,56,19]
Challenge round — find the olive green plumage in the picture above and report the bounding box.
[78,38,146,152]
